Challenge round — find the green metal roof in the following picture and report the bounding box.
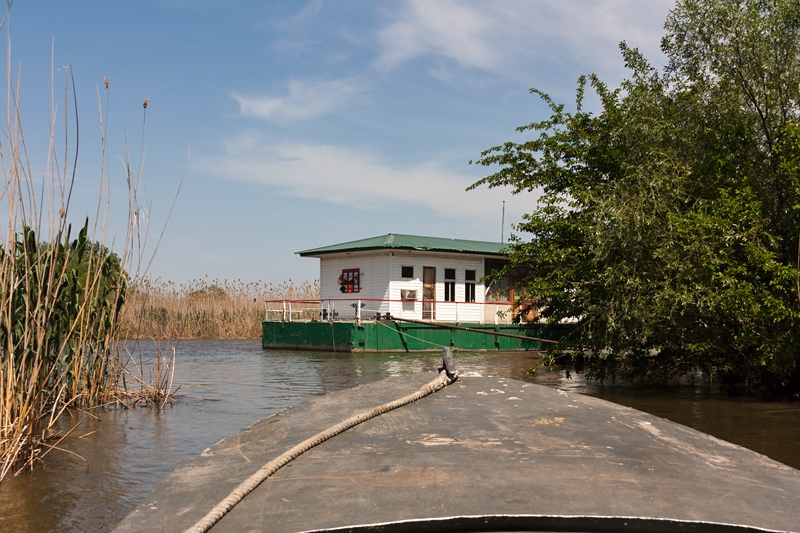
[297,234,508,257]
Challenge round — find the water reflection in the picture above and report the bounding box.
[587,385,800,468]
[0,340,797,532]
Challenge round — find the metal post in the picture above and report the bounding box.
[357,299,362,320]
[288,301,293,323]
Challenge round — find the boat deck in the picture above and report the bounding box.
[114,373,800,532]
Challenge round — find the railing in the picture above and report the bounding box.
[264,298,531,325]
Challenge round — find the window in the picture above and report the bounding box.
[444,268,456,302]
[339,268,361,293]
[401,266,414,278]
[484,259,511,302]
[465,269,476,303]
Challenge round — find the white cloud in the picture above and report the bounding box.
[375,0,674,76]
[231,78,365,121]
[203,134,536,227]
[376,0,499,71]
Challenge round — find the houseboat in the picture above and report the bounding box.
[262,233,567,352]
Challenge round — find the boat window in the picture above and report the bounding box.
[465,269,476,302]
[486,276,510,302]
[339,268,361,293]
[444,269,456,302]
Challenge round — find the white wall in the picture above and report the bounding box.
[313,250,500,323]
[389,251,486,322]
[318,252,391,318]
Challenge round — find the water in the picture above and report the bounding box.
[0,340,798,532]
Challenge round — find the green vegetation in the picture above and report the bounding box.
[471,0,800,394]
[0,4,181,477]
[2,224,126,398]
[1,224,128,479]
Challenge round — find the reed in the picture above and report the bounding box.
[119,342,178,410]
[121,277,319,339]
[0,5,181,479]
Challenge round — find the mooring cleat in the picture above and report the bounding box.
[440,347,457,380]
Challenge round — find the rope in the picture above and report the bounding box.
[184,369,459,533]
[393,317,559,345]
[373,318,450,350]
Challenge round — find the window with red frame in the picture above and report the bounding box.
[339,268,361,293]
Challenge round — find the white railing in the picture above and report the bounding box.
[264,298,531,325]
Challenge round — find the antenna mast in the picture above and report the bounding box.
[501,201,505,243]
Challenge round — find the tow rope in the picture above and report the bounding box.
[389,317,559,344]
[184,348,459,533]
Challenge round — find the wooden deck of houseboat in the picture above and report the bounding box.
[115,372,800,532]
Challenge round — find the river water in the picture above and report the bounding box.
[1,340,799,532]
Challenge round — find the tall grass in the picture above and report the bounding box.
[122,277,319,339]
[0,8,180,478]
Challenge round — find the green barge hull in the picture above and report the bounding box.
[261,320,567,352]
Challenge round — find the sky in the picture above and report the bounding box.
[6,0,675,286]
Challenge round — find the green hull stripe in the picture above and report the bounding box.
[262,321,570,352]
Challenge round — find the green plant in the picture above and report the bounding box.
[470,0,800,393]
[0,3,182,478]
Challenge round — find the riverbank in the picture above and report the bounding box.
[1,342,798,532]
[121,277,319,339]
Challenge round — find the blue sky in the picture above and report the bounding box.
[8,0,674,285]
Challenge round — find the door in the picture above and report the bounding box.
[509,275,537,322]
[422,267,436,320]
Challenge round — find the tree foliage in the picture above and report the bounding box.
[471,0,800,393]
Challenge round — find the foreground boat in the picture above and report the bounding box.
[114,365,800,532]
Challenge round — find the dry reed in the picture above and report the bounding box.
[0,2,182,480]
[121,277,319,339]
[119,343,178,410]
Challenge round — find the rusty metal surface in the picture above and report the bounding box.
[113,374,800,533]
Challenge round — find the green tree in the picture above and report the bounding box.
[471,0,800,393]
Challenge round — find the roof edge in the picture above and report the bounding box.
[296,233,508,257]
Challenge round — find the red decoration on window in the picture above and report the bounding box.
[339,268,361,293]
